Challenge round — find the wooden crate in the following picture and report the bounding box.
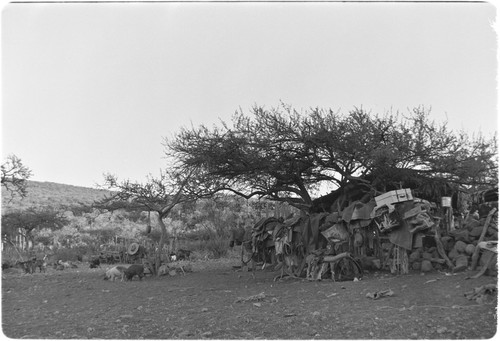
[375,189,413,207]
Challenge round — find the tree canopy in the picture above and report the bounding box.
[2,207,67,248]
[165,105,497,211]
[1,154,32,201]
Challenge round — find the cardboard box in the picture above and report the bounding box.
[375,189,413,207]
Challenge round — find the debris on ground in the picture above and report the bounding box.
[366,289,394,300]
[464,284,497,304]
[234,292,266,303]
[158,262,192,276]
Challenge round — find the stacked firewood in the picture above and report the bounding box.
[408,208,498,274]
[445,208,497,274]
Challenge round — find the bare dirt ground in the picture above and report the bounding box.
[2,255,497,340]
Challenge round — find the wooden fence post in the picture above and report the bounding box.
[470,208,497,270]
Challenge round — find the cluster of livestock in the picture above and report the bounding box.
[2,242,193,284]
[5,255,48,274]
[3,256,79,274]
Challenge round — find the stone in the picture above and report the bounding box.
[448,248,459,260]
[441,236,454,252]
[421,260,433,272]
[465,244,476,255]
[427,246,437,253]
[455,240,467,253]
[436,326,447,334]
[470,225,484,238]
[450,229,470,243]
[422,252,432,260]
[453,255,468,272]
[409,251,420,262]
[178,330,193,338]
[464,217,480,230]
[201,331,213,338]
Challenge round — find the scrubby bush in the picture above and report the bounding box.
[51,247,83,262]
[205,235,229,259]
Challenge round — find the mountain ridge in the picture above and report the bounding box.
[1,180,112,213]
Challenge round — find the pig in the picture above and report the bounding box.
[57,260,74,269]
[104,265,128,281]
[176,249,191,261]
[89,258,101,269]
[123,264,145,281]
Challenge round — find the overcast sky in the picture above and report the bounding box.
[1,1,498,189]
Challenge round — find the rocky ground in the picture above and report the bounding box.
[2,256,497,339]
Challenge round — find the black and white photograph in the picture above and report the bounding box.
[1,0,498,339]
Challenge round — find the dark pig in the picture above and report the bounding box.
[123,264,145,281]
[89,258,101,269]
[176,249,191,261]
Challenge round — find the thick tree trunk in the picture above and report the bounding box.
[156,216,168,276]
[24,230,34,251]
[470,208,497,270]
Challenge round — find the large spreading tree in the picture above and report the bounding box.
[165,105,497,211]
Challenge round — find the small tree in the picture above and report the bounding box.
[2,207,67,251]
[95,169,207,274]
[1,154,32,201]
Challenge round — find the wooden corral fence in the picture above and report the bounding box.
[2,229,32,252]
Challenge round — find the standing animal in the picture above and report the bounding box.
[58,260,77,269]
[123,264,145,281]
[17,259,36,274]
[89,257,101,269]
[33,255,47,273]
[104,266,127,281]
[176,249,191,261]
[229,226,246,248]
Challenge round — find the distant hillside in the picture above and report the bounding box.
[1,181,112,213]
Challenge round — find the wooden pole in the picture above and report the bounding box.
[468,250,494,279]
[470,208,497,270]
[448,208,453,232]
[434,226,454,269]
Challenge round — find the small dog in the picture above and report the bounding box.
[104,265,127,281]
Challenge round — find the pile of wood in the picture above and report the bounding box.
[409,208,498,274]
